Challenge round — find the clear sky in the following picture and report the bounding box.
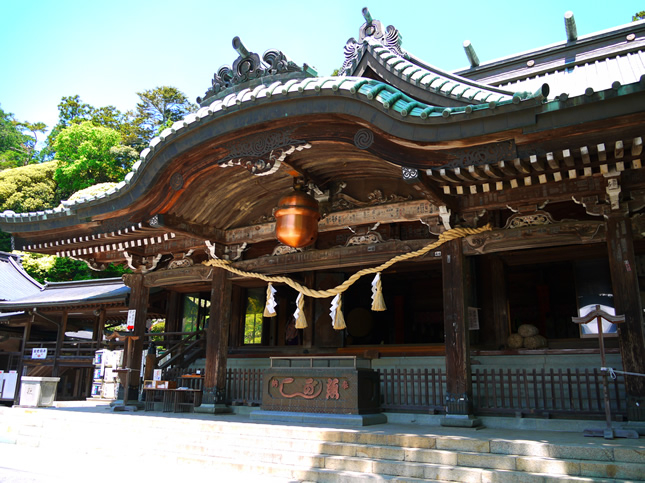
[1,0,642,136]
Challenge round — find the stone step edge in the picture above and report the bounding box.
[25,436,640,481]
[169,452,625,483]
[13,422,643,466]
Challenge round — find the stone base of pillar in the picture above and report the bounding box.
[194,403,231,414]
[110,399,144,411]
[440,414,483,428]
[112,403,142,412]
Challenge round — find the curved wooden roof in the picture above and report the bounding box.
[1,12,644,272]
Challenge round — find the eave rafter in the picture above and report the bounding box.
[430,136,643,198]
[14,218,184,263]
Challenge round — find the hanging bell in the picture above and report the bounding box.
[274,189,320,248]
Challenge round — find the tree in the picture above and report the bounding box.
[53,122,135,197]
[634,11,645,21]
[0,161,60,252]
[0,161,59,213]
[42,96,131,161]
[131,86,197,147]
[0,106,46,168]
[16,251,130,283]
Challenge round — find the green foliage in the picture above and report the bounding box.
[0,231,11,252]
[0,106,46,168]
[149,319,166,348]
[634,11,645,21]
[53,122,133,197]
[18,252,93,283]
[131,86,197,147]
[0,161,59,213]
[43,89,195,158]
[65,182,118,202]
[15,250,130,284]
[243,289,265,344]
[42,96,132,160]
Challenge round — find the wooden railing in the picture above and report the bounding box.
[23,341,97,359]
[380,367,627,418]
[162,365,627,419]
[226,368,263,406]
[380,368,446,413]
[472,368,626,417]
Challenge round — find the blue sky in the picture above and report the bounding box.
[1,0,642,136]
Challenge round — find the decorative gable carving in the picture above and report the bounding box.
[340,8,406,76]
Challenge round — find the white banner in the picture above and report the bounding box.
[126,309,136,330]
[31,348,48,359]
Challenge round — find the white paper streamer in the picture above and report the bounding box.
[263,283,277,317]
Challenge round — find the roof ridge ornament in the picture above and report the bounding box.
[340,8,406,76]
[198,37,316,105]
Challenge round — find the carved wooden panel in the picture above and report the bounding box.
[463,221,606,255]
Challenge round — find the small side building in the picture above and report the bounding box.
[0,276,132,402]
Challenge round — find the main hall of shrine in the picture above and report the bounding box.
[2,9,645,421]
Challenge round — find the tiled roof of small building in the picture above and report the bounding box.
[0,277,128,309]
[0,252,42,301]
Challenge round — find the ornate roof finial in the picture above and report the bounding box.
[197,38,316,105]
[232,36,251,58]
[358,7,385,42]
[339,8,406,76]
[362,7,372,24]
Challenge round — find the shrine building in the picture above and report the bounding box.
[1,9,645,422]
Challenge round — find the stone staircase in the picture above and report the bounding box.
[1,405,645,482]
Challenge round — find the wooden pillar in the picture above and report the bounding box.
[52,311,68,378]
[606,213,645,420]
[14,315,33,404]
[123,273,149,395]
[91,309,106,394]
[480,255,510,349]
[165,291,180,355]
[94,308,106,349]
[204,268,232,404]
[228,286,242,349]
[442,239,474,416]
[303,272,314,348]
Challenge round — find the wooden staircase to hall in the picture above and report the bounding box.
[1,405,645,482]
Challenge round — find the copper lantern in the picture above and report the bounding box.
[274,190,320,248]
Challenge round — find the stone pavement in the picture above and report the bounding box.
[1,401,645,482]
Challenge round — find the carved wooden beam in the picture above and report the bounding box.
[462,221,606,255]
[143,264,215,288]
[227,238,440,279]
[225,199,442,245]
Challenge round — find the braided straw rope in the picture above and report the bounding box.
[203,224,491,298]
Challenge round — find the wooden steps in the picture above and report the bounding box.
[1,406,644,482]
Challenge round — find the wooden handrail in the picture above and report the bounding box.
[155,330,205,367]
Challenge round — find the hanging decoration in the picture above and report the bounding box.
[330,294,346,330]
[274,188,320,248]
[293,292,307,328]
[264,283,277,317]
[371,273,386,311]
[204,224,492,330]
